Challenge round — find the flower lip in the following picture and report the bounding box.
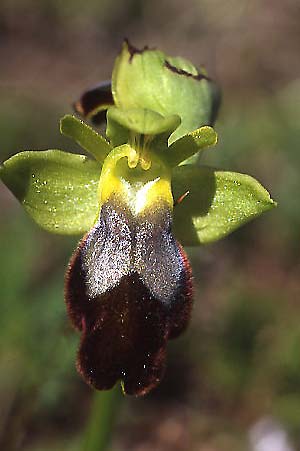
[65,195,193,396]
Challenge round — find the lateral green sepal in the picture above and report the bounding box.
[60,115,112,164]
[0,150,100,235]
[172,165,276,245]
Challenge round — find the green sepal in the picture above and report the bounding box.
[60,115,112,164]
[112,41,219,144]
[166,126,217,167]
[172,165,276,246]
[0,150,100,235]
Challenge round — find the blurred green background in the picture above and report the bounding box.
[0,1,299,450]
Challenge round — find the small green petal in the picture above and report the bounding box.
[107,107,180,136]
[60,115,112,164]
[172,166,276,246]
[0,150,100,235]
[112,41,219,144]
[166,126,217,167]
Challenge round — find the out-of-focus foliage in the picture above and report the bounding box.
[0,0,299,450]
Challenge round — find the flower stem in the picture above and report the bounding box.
[81,387,122,451]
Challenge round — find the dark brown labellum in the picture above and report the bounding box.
[65,196,193,396]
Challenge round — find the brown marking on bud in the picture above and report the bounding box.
[164,60,211,82]
[124,38,155,62]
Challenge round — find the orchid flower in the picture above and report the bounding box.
[0,41,276,396]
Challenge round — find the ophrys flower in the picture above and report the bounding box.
[0,41,276,396]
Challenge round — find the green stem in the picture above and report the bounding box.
[81,387,122,451]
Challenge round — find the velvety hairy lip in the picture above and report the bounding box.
[65,198,193,396]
